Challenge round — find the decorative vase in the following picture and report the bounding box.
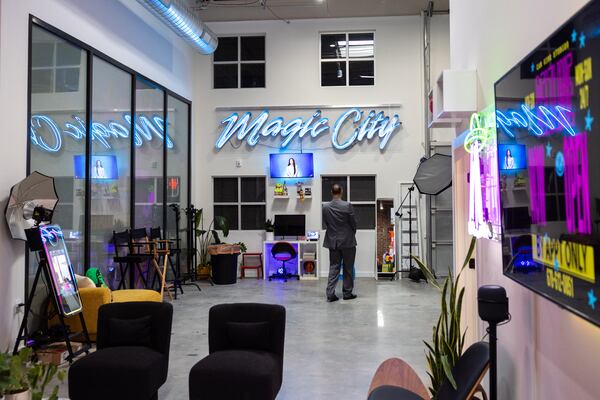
[5,389,31,400]
[266,231,274,241]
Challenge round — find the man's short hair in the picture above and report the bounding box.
[331,184,343,196]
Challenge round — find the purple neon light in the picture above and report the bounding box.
[535,53,575,134]
[564,133,591,234]
[528,145,546,225]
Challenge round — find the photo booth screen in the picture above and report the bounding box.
[269,153,314,178]
[74,155,118,180]
[40,225,82,316]
[498,144,527,171]
[495,0,600,327]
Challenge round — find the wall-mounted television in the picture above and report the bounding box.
[73,155,118,180]
[498,144,527,171]
[269,153,314,178]
[274,214,306,237]
[495,0,600,327]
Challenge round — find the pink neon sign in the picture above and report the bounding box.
[564,133,591,234]
[528,145,546,225]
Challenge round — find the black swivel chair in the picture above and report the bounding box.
[69,302,173,400]
[189,303,286,400]
[268,241,300,282]
[368,341,490,400]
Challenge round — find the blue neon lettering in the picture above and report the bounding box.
[30,113,174,153]
[496,104,576,137]
[214,107,402,150]
[332,108,361,150]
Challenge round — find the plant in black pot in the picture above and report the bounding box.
[191,208,229,280]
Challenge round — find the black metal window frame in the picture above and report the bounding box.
[212,34,267,89]
[321,174,377,230]
[213,176,267,231]
[25,15,193,293]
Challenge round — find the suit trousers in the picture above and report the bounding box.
[326,247,356,298]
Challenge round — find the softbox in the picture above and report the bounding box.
[413,153,452,195]
[5,171,59,240]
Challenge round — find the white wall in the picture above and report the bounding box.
[193,15,450,278]
[0,0,196,349]
[450,0,600,399]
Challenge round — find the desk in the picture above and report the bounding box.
[263,240,320,280]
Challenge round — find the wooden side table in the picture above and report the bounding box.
[240,252,263,279]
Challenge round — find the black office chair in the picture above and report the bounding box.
[268,241,299,282]
[368,341,490,400]
[69,301,173,400]
[189,303,286,400]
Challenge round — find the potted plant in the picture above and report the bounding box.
[411,236,476,399]
[0,348,65,400]
[264,219,274,241]
[191,208,229,279]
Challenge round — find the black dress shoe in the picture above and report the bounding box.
[327,295,339,302]
[343,294,357,300]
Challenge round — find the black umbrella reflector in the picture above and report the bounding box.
[413,153,452,195]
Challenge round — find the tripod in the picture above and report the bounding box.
[171,204,201,293]
[14,245,90,363]
[393,185,416,281]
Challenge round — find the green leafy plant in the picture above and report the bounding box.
[264,219,274,232]
[411,236,477,399]
[235,242,247,253]
[0,348,65,400]
[192,208,229,266]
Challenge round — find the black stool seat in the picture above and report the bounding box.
[190,350,281,400]
[69,347,165,400]
[368,386,426,400]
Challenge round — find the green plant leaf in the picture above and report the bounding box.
[195,229,207,237]
[214,215,229,237]
[211,230,221,244]
[195,208,203,229]
[412,255,440,289]
[441,355,458,390]
[461,236,477,271]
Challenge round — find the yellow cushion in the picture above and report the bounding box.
[111,289,162,303]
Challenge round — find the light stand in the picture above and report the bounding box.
[478,285,510,400]
[169,203,201,294]
[393,185,418,281]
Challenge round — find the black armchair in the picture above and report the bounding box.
[69,301,173,400]
[189,303,286,400]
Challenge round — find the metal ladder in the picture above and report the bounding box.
[396,182,422,279]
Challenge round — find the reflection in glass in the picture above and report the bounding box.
[29,25,86,278]
[214,64,238,89]
[349,61,374,86]
[241,36,265,61]
[321,61,346,86]
[214,37,238,62]
[90,57,131,282]
[241,63,265,88]
[320,34,346,59]
[348,33,374,58]
[135,78,164,231]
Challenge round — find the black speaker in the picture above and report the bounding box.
[478,285,509,323]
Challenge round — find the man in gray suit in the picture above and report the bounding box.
[322,184,357,302]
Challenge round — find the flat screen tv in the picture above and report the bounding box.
[73,155,118,180]
[269,153,314,178]
[495,0,600,326]
[274,214,306,237]
[40,225,82,316]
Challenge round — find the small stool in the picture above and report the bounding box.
[240,252,263,279]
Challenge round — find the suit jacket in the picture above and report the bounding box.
[322,198,357,249]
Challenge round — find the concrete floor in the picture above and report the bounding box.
[59,277,440,399]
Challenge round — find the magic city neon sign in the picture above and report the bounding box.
[215,108,402,150]
[30,113,174,153]
[496,104,575,137]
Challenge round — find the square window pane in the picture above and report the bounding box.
[353,204,376,229]
[348,33,374,58]
[241,205,266,230]
[55,67,80,92]
[31,42,54,67]
[320,34,346,59]
[241,63,265,88]
[214,177,238,202]
[214,64,238,89]
[349,61,374,86]
[350,176,375,201]
[321,61,346,86]
[31,69,53,93]
[241,177,266,202]
[322,176,347,201]
[56,42,82,66]
[241,36,265,61]
[214,37,238,62]
[214,205,239,230]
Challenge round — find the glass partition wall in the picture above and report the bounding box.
[27,18,191,289]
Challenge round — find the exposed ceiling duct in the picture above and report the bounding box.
[136,0,218,54]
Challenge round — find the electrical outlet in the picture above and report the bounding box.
[235,160,242,168]
[469,258,476,269]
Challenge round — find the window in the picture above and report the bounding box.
[322,175,376,229]
[213,177,266,230]
[213,36,266,89]
[320,32,374,87]
[32,27,82,93]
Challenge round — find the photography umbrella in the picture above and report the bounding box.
[5,171,59,240]
[413,153,452,195]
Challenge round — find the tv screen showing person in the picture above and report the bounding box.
[498,144,526,171]
[269,153,314,178]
